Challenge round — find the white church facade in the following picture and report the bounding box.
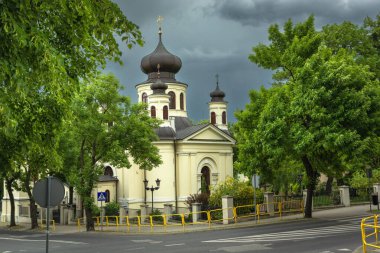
[94,25,235,215]
[1,24,235,223]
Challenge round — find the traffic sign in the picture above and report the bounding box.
[97,192,107,201]
[33,177,65,208]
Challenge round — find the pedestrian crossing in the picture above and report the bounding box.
[203,224,360,243]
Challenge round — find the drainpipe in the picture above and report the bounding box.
[144,169,147,205]
[174,139,178,213]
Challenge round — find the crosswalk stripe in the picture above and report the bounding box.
[203,224,360,243]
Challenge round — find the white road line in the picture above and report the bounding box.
[337,249,352,251]
[124,247,145,251]
[204,224,359,243]
[0,237,87,245]
[165,243,185,247]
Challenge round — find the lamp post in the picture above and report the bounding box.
[143,178,161,213]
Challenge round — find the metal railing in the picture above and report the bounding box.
[361,215,380,253]
[77,200,304,231]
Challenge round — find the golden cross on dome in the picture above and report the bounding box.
[157,16,164,34]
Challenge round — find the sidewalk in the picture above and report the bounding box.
[1,204,372,235]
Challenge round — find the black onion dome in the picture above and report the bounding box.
[141,33,182,75]
[210,83,225,102]
[150,64,168,94]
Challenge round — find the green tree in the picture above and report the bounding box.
[236,16,380,218]
[60,74,161,231]
[0,1,143,227]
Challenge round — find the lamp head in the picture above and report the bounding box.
[156,178,161,188]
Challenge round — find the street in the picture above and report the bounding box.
[0,215,363,253]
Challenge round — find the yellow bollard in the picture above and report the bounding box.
[375,215,379,244]
[150,216,153,227]
[207,211,211,228]
[361,219,367,253]
[233,207,237,223]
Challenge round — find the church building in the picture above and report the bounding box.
[0,22,235,223]
[94,23,235,215]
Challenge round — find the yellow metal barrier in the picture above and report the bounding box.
[40,219,56,231]
[105,216,119,226]
[76,200,304,232]
[361,214,380,253]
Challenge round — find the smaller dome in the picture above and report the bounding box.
[150,64,168,94]
[210,77,225,102]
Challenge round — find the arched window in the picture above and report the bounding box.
[180,93,184,110]
[163,106,168,120]
[201,166,211,195]
[151,106,156,118]
[105,189,110,203]
[104,166,113,177]
[222,111,226,124]
[142,92,148,103]
[168,91,176,109]
[211,112,216,125]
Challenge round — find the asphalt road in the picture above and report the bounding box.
[0,216,363,253]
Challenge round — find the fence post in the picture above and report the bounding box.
[222,196,234,224]
[192,203,201,223]
[164,204,173,224]
[140,204,149,224]
[264,192,274,216]
[339,186,350,207]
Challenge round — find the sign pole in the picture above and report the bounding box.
[101,200,103,231]
[46,176,51,253]
[253,174,257,223]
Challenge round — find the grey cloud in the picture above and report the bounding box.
[210,0,380,27]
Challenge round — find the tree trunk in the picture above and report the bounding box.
[85,200,95,231]
[325,176,333,195]
[5,178,16,227]
[25,182,38,229]
[302,155,318,218]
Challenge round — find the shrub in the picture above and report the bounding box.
[104,201,120,216]
[150,209,163,222]
[209,176,263,208]
[185,193,209,210]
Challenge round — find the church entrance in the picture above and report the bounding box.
[201,166,210,195]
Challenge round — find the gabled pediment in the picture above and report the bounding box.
[182,125,235,144]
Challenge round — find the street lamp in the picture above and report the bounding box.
[144,178,161,213]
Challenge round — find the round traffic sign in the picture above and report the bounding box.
[33,177,65,208]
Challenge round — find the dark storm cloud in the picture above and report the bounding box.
[109,0,379,121]
[210,0,380,26]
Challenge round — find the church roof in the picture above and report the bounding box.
[155,127,176,140]
[154,117,234,141]
[176,124,208,140]
[174,117,193,131]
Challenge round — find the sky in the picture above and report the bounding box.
[106,0,380,122]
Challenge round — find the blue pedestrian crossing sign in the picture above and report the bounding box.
[97,192,107,202]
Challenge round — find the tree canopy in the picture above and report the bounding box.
[60,73,161,231]
[0,0,143,227]
[235,15,380,218]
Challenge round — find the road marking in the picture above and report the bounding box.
[2,251,12,253]
[0,237,87,245]
[165,243,185,247]
[203,224,359,243]
[124,247,145,251]
[131,239,162,244]
[337,249,352,251]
